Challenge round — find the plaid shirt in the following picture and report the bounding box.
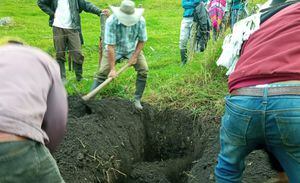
[104,15,147,60]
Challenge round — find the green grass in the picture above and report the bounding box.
[0,0,265,115]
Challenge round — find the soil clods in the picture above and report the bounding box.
[54,97,277,183]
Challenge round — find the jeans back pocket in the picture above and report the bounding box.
[276,116,300,162]
[221,102,251,146]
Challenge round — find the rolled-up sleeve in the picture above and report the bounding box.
[42,60,68,153]
[138,17,147,42]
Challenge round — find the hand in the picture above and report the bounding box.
[108,69,117,78]
[101,9,110,16]
[128,57,138,66]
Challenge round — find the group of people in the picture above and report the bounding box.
[0,0,148,182]
[37,0,148,110]
[179,0,248,66]
[1,0,300,182]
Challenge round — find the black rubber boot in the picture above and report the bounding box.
[57,61,66,83]
[134,76,147,110]
[74,62,83,82]
[180,49,188,66]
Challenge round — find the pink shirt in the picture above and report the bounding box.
[0,44,68,152]
[228,3,300,92]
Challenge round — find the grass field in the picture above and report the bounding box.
[0,0,264,115]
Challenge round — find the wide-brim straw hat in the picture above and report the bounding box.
[110,0,144,26]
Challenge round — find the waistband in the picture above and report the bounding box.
[230,86,300,96]
[0,132,27,143]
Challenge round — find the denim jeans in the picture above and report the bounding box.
[215,91,300,183]
[0,140,64,183]
[179,17,193,49]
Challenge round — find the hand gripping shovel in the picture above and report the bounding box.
[82,63,130,101]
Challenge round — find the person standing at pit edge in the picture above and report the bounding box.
[37,0,109,82]
[215,1,300,182]
[91,0,148,110]
[180,0,200,66]
[0,39,67,182]
[229,0,248,30]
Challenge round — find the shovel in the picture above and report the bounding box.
[82,63,130,101]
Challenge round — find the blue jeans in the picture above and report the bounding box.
[215,92,300,183]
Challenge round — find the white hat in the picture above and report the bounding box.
[110,0,144,26]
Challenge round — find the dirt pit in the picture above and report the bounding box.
[54,97,277,183]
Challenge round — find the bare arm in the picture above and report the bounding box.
[107,45,117,78]
[128,41,145,65]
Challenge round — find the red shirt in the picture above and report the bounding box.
[228,3,300,92]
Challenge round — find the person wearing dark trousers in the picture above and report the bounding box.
[37,0,109,82]
[0,39,67,182]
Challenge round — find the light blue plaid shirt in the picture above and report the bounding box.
[104,15,147,60]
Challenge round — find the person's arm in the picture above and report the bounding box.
[128,17,147,65]
[37,0,55,17]
[128,42,145,66]
[107,45,117,78]
[42,62,68,153]
[104,16,117,78]
[78,0,102,15]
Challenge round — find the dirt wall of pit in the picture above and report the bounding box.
[54,97,277,183]
[54,97,204,182]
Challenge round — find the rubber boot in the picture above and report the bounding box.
[134,76,147,110]
[180,49,188,66]
[57,61,66,83]
[73,62,83,82]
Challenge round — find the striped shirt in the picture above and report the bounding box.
[104,15,147,60]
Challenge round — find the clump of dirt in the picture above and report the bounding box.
[54,96,278,183]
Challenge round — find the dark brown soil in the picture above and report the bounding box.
[54,97,278,183]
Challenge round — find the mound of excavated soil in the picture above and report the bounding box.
[54,97,278,183]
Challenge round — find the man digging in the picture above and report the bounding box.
[91,0,148,110]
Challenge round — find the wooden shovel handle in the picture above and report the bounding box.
[82,63,130,101]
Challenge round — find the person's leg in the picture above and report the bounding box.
[266,96,300,182]
[34,142,65,183]
[53,27,67,81]
[0,140,64,183]
[179,17,193,66]
[67,29,84,82]
[91,51,111,91]
[215,96,264,183]
[133,52,148,110]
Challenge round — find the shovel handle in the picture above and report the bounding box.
[82,63,130,101]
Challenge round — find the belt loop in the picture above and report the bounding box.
[263,87,268,103]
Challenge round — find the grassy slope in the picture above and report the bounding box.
[0,0,264,115]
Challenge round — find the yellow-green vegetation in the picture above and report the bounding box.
[0,0,264,115]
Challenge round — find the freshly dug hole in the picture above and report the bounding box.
[56,97,280,183]
[54,97,204,183]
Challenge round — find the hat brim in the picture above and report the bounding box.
[110,6,144,26]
